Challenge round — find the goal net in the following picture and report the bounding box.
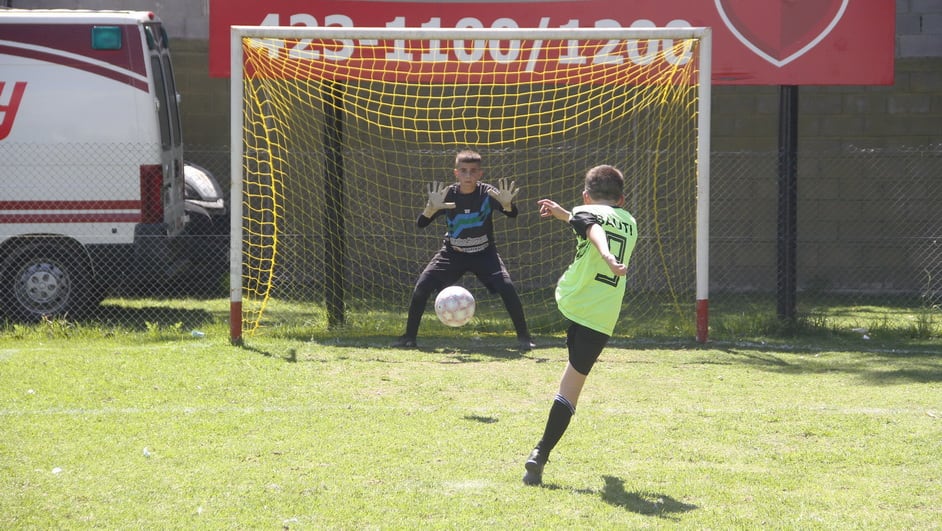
[229,26,711,344]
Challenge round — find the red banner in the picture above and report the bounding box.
[209,0,895,85]
[238,33,701,85]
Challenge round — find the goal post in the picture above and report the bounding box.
[229,26,711,345]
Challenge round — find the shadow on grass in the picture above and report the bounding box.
[546,475,698,520]
[463,414,498,424]
[718,347,942,385]
[228,335,537,363]
[71,303,217,331]
[599,475,698,519]
[236,343,288,361]
[230,327,942,385]
[296,335,537,362]
[0,301,218,333]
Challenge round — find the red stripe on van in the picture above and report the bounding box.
[0,213,141,223]
[0,200,140,209]
[0,200,142,223]
[0,23,148,91]
[0,43,149,92]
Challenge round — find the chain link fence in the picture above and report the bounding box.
[2,142,939,339]
[711,145,942,302]
[0,143,229,323]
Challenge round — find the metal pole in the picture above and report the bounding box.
[695,28,712,343]
[229,28,245,345]
[777,85,798,322]
[323,81,346,327]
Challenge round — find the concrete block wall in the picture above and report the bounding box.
[171,40,229,147]
[898,0,942,57]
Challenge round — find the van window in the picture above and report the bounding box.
[151,55,172,149]
[144,26,156,50]
[145,22,180,151]
[143,24,169,51]
[91,26,122,50]
[161,55,183,147]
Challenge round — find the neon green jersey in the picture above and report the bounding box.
[556,204,637,336]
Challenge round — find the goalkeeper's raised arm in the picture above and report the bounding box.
[487,177,520,213]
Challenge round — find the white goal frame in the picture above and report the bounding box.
[228,26,712,344]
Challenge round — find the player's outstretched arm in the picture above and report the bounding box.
[422,181,456,218]
[487,178,519,212]
[537,198,571,222]
[587,224,628,276]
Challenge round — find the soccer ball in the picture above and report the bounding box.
[434,286,475,327]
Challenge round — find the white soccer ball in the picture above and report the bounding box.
[434,286,475,327]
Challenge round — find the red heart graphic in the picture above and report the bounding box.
[716,0,848,66]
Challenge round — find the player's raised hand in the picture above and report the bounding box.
[537,199,571,222]
[487,178,519,211]
[424,181,456,215]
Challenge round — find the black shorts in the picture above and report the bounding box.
[416,245,511,294]
[566,322,610,375]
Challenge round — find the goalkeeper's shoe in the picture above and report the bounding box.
[517,336,536,351]
[393,335,417,348]
[522,447,547,486]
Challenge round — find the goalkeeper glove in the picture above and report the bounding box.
[423,181,456,217]
[487,178,519,211]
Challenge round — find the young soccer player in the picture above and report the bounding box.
[394,150,535,350]
[522,164,637,486]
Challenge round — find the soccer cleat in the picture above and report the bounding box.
[393,335,417,348]
[522,447,547,486]
[517,337,536,351]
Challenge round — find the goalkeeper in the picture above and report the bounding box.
[394,150,535,350]
[522,164,637,486]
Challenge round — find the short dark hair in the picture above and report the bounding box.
[455,150,482,166]
[584,165,624,201]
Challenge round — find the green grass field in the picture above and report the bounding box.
[1,299,940,528]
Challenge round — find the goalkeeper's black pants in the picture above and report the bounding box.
[404,246,531,340]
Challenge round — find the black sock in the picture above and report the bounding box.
[535,394,575,456]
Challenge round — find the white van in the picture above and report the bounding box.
[0,9,189,319]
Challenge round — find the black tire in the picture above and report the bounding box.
[1,242,99,321]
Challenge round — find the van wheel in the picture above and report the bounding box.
[1,243,95,321]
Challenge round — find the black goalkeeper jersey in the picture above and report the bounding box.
[417,182,518,253]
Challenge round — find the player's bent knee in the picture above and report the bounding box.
[413,279,440,299]
[492,277,517,294]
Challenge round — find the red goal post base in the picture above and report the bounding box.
[230,300,243,346]
[696,298,708,343]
